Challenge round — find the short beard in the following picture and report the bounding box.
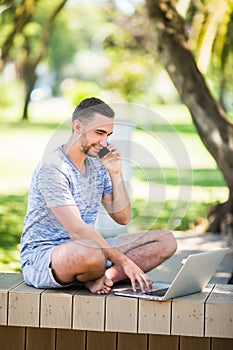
[80,134,96,157]
[81,143,92,155]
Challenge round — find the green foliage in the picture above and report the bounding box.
[0,0,72,119]
[134,167,226,187]
[63,80,101,106]
[47,12,78,77]
[132,198,213,231]
[104,52,155,102]
[186,0,233,111]
[0,78,24,108]
[1,0,233,115]
[1,0,64,61]
[103,18,158,103]
[0,193,27,272]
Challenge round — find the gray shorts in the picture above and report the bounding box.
[22,236,119,289]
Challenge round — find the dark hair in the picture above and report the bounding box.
[72,97,115,123]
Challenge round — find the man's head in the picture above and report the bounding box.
[72,97,115,124]
[71,97,115,157]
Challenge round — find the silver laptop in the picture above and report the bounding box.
[114,248,228,301]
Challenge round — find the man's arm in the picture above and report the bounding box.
[100,144,131,225]
[102,171,131,225]
[51,205,151,292]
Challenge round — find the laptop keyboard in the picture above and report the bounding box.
[145,288,169,297]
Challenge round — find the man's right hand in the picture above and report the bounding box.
[121,257,152,293]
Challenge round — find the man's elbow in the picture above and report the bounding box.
[118,218,130,226]
[115,210,131,226]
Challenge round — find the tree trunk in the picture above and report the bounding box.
[219,72,227,112]
[20,0,68,120]
[146,0,233,236]
[22,91,32,121]
[21,62,37,120]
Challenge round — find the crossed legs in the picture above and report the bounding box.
[51,230,177,293]
[105,230,177,284]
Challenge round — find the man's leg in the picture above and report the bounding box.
[105,230,177,284]
[51,239,113,293]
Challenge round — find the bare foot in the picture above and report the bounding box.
[85,275,113,294]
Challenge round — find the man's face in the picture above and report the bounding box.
[76,113,114,157]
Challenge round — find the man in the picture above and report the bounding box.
[20,97,177,294]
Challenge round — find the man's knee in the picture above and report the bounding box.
[72,240,107,282]
[73,239,107,267]
[162,231,177,258]
[52,239,107,281]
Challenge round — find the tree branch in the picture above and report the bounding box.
[34,0,68,67]
[1,0,38,64]
[146,0,233,191]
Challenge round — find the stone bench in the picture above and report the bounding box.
[0,272,232,350]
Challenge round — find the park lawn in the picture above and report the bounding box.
[0,193,27,272]
[0,102,228,271]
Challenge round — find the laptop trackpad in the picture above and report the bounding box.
[152,282,170,290]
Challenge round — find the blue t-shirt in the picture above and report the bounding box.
[20,146,113,265]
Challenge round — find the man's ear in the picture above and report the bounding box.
[72,120,81,134]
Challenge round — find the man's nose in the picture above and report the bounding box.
[100,136,108,147]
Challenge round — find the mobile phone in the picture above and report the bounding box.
[98,146,110,159]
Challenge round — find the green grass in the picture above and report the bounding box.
[0,193,27,272]
[0,101,228,272]
[136,123,196,134]
[134,167,226,187]
[131,198,213,231]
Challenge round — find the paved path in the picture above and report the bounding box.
[148,231,233,284]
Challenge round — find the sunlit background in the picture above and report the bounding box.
[0,0,231,270]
